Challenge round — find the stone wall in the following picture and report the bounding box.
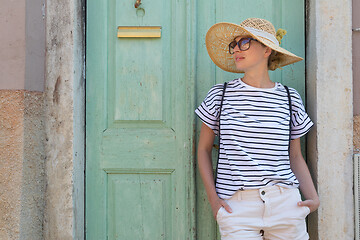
[306,0,354,239]
[43,0,85,238]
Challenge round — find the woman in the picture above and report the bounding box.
[195,18,320,240]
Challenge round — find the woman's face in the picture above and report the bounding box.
[232,36,271,72]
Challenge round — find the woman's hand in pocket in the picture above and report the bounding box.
[210,197,233,219]
[298,198,320,213]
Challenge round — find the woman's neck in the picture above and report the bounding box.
[242,70,274,88]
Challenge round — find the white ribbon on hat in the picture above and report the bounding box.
[244,27,279,46]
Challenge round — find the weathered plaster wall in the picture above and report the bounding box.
[355,115,360,153]
[0,0,46,238]
[353,0,360,154]
[0,0,26,89]
[0,90,45,240]
[306,0,354,239]
[43,0,85,238]
[0,0,45,91]
[353,0,360,116]
[20,91,45,239]
[0,91,24,239]
[25,0,46,91]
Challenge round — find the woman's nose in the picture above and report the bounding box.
[233,43,241,52]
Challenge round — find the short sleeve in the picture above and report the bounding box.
[290,89,314,139]
[195,84,224,135]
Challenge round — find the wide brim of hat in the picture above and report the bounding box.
[205,22,303,73]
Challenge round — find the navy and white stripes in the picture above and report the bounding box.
[195,78,313,199]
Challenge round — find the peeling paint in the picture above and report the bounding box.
[53,76,61,104]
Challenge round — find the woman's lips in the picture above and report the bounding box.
[234,56,245,62]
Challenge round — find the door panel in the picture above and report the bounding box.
[107,171,173,239]
[86,0,193,239]
[195,1,305,239]
[109,0,171,125]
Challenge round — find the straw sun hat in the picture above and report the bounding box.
[205,18,303,73]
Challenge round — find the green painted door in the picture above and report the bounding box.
[86,0,305,239]
[195,1,305,239]
[86,0,195,239]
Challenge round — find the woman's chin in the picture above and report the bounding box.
[235,65,246,72]
[234,62,247,70]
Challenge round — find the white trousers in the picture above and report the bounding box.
[216,186,310,240]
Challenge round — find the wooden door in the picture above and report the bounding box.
[86,0,195,239]
[86,0,305,239]
[195,1,305,239]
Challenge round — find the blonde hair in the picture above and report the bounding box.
[268,51,282,71]
[267,28,287,71]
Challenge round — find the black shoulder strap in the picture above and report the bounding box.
[214,82,227,183]
[284,85,292,155]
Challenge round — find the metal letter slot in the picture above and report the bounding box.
[117,26,161,38]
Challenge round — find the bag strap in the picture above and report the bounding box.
[214,82,228,183]
[284,85,292,155]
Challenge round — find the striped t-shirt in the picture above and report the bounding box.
[195,78,313,199]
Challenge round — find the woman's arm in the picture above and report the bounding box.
[289,138,320,213]
[197,123,232,218]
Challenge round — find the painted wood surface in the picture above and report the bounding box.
[86,0,304,239]
[86,0,195,239]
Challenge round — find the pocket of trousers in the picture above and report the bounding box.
[297,205,311,219]
[216,206,224,221]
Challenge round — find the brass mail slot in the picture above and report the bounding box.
[117,26,161,38]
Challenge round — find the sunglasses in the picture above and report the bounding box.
[228,37,259,54]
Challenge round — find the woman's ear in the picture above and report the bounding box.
[264,47,272,58]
